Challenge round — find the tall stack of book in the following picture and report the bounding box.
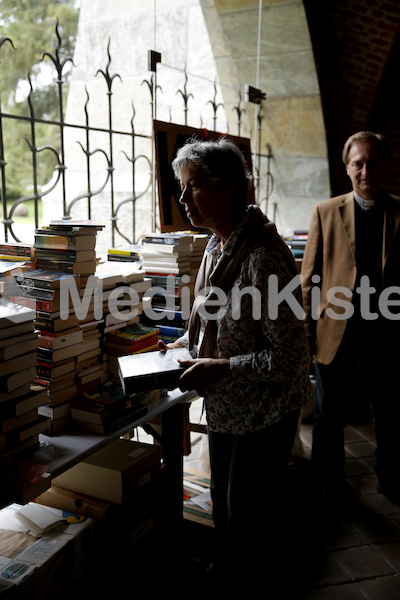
[12,270,83,433]
[140,232,194,342]
[0,299,49,461]
[7,221,105,433]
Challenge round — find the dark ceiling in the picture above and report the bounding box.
[303,0,400,197]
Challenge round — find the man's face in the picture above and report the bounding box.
[346,141,387,200]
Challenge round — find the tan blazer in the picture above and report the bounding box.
[301,191,400,365]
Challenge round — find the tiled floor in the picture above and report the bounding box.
[293,419,400,599]
[67,403,400,598]
[180,406,400,598]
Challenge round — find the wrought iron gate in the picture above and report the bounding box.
[0,22,273,249]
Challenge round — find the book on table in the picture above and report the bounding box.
[118,347,193,393]
[14,502,68,536]
[12,270,81,290]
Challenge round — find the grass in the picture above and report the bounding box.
[5,199,43,225]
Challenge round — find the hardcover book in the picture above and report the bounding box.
[117,347,193,393]
[0,297,35,325]
[144,233,192,246]
[34,233,96,251]
[12,270,81,290]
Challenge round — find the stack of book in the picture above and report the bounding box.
[70,381,148,434]
[284,230,308,259]
[141,232,193,276]
[33,220,103,276]
[95,262,150,333]
[0,261,28,290]
[0,298,49,459]
[0,242,33,298]
[7,221,105,432]
[0,242,33,268]
[107,243,143,263]
[105,322,161,385]
[140,232,195,342]
[11,269,83,432]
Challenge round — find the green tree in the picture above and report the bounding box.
[0,0,79,203]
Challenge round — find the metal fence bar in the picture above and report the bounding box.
[0,24,271,248]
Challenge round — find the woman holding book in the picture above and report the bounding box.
[158,137,312,589]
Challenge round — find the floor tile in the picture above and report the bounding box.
[357,575,400,599]
[302,583,366,600]
[335,545,395,580]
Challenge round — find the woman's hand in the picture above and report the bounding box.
[158,339,184,351]
[177,357,230,394]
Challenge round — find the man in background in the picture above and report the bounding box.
[301,131,400,510]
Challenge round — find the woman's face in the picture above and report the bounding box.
[178,163,234,234]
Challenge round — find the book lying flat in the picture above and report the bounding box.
[117,347,193,393]
[14,502,67,536]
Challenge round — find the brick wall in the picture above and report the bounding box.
[304,0,400,196]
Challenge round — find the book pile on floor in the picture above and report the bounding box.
[140,231,206,343]
[0,298,51,501]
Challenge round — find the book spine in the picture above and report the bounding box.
[144,236,182,246]
[13,275,58,290]
[36,363,68,378]
[106,255,140,262]
[0,252,31,261]
[35,299,60,312]
[37,348,54,361]
[34,248,80,261]
[36,259,75,273]
[34,318,58,332]
[152,308,186,322]
[37,335,57,350]
[158,324,186,336]
[108,248,141,258]
[0,244,32,257]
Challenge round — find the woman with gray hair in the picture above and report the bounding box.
[159,136,312,588]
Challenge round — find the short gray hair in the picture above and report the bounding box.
[172,136,253,216]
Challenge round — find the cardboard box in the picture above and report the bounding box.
[35,484,156,547]
[35,485,114,522]
[52,439,163,504]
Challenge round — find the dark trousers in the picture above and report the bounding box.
[207,410,299,582]
[313,341,400,495]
